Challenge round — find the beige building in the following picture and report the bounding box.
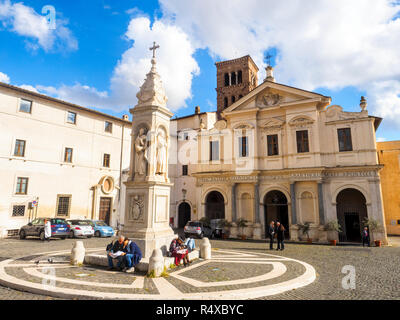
[170,56,388,244]
[0,82,131,238]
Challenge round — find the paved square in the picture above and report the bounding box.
[0,237,398,300]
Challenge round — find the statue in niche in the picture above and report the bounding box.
[156,128,168,177]
[134,128,148,177]
[129,195,144,221]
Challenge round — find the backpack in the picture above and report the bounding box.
[106,241,114,252]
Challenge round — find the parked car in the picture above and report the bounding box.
[90,220,115,238]
[67,220,94,238]
[19,218,70,240]
[184,221,213,239]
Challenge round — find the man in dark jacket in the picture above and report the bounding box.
[107,235,125,271]
[276,222,285,251]
[268,221,275,250]
[122,238,142,273]
[362,227,370,247]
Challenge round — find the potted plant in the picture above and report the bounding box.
[297,222,312,243]
[236,218,248,240]
[218,219,233,239]
[363,218,384,247]
[324,220,342,246]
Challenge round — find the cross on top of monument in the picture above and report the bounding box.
[150,41,160,58]
[265,53,272,66]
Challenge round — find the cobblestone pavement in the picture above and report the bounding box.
[209,239,400,300]
[0,236,398,300]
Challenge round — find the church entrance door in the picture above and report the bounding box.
[178,202,191,228]
[264,190,289,239]
[205,191,225,220]
[336,189,367,243]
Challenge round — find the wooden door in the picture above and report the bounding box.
[99,197,112,225]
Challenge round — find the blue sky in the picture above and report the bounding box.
[0,0,399,141]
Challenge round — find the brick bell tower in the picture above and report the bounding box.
[215,55,259,117]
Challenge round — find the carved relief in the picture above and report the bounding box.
[156,127,168,177]
[289,116,315,127]
[256,89,284,108]
[128,195,145,222]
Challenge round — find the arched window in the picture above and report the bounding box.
[239,94,243,99]
[231,72,237,85]
[224,97,228,108]
[231,96,236,104]
[238,70,243,84]
[224,73,229,86]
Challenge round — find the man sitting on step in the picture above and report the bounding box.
[122,237,142,273]
[107,235,126,271]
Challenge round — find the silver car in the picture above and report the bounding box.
[67,219,94,238]
[184,221,213,239]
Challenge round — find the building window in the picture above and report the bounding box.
[64,147,73,163]
[224,73,230,86]
[267,134,279,156]
[238,70,243,84]
[183,132,189,141]
[182,165,188,176]
[231,96,236,104]
[239,94,243,99]
[296,130,309,153]
[12,205,25,217]
[19,99,32,113]
[224,97,228,108]
[338,128,353,152]
[231,72,237,85]
[67,111,77,124]
[14,139,26,157]
[105,121,113,133]
[209,141,220,161]
[57,195,71,217]
[16,177,28,195]
[103,153,110,168]
[239,136,249,158]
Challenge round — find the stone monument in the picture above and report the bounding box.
[123,42,176,258]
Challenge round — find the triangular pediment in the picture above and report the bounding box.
[223,81,331,114]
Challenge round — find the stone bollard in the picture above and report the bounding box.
[200,237,211,260]
[148,248,164,277]
[71,241,85,266]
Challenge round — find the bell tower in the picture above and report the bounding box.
[215,55,259,116]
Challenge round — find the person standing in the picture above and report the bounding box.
[268,221,275,250]
[362,227,370,247]
[44,219,51,242]
[276,222,285,251]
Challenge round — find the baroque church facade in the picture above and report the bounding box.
[170,55,388,244]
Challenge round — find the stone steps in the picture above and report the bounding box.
[84,249,200,272]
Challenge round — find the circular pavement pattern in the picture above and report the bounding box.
[0,248,316,300]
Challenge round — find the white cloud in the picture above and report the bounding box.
[159,0,400,122]
[19,84,39,93]
[34,16,199,112]
[0,71,10,83]
[377,137,387,142]
[0,0,78,52]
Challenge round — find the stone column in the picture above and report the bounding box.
[231,183,237,222]
[318,182,325,225]
[253,183,262,239]
[290,183,297,224]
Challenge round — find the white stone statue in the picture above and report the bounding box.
[156,129,167,176]
[134,128,148,176]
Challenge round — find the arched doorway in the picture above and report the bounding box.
[178,202,191,228]
[264,190,289,238]
[336,188,367,243]
[205,191,225,220]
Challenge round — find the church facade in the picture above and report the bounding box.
[170,56,388,244]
